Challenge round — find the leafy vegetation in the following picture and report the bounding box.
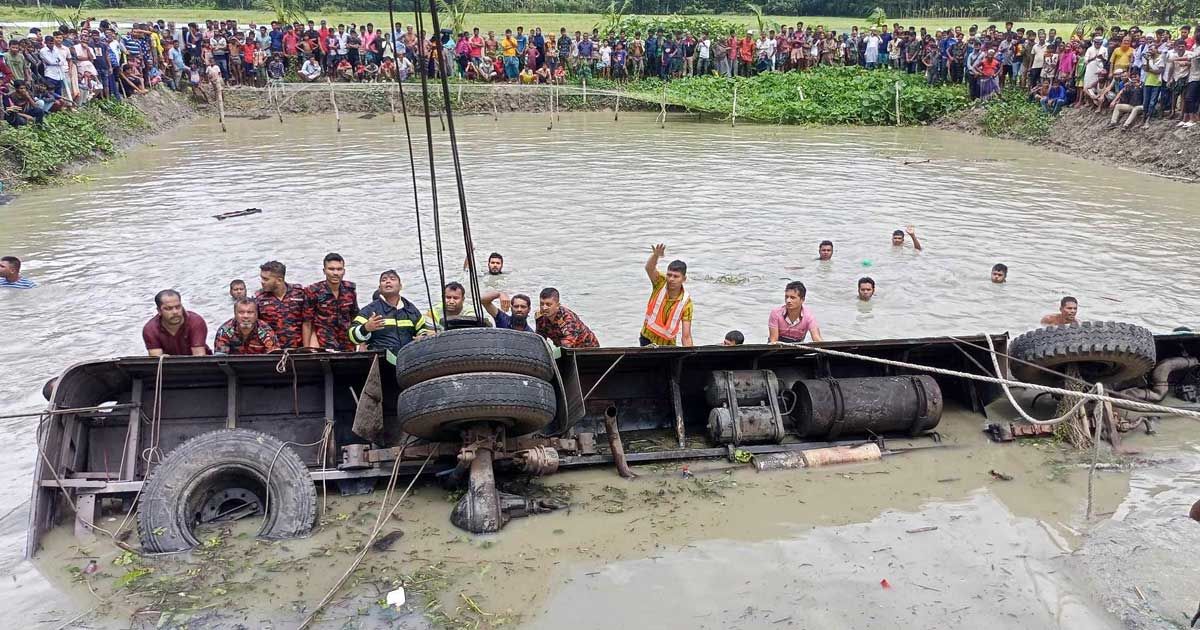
[617,14,740,38]
[980,88,1053,141]
[604,66,968,126]
[0,99,148,184]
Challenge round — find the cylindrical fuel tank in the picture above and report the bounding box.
[708,405,786,445]
[791,376,942,439]
[704,370,781,407]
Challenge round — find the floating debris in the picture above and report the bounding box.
[213,208,262,221]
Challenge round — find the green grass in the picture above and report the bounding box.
[0,8,1079,36]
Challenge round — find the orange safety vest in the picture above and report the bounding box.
[643,284,690,341]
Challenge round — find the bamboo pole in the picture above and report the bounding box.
[731,83,737,127]
[659,85,667,129]
[275,83,284,124]
[614,88,620,121]
[547,83,554,130]
[389,85,397,123]
[216,80,227,133]
[328,80,341,132]
[582,77,587,104]
[894,81,902,126]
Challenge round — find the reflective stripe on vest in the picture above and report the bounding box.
[643,284,690,340]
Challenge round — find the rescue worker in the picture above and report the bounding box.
[214,298,280,354]
[305,252,359,350]
[256,260,308,349]
[426,281,482,332]
[640,243,694,346]
[349,270,428,362]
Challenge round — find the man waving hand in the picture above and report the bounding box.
[640,243,694,347]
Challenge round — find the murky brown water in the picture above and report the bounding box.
[2,112,1200,628]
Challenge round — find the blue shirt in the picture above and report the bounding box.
[494,310,534,333]
[516,34,527,53]
[0,276,36,289]
[269,29,284,52]
[122,35,143,57]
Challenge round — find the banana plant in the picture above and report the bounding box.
[436,0,476,35]
[595,0,632,38]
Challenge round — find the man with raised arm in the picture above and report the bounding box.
[640,243,694,347]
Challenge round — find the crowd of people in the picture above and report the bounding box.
[2,16,1196,124]
[44,225,1067,359]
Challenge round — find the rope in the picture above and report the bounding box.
[0,403,137,421]
[410,3,448,324]
[298,447,433,630]
[783,336,1200,420]
[423,0,484,323]
[384,0,435,315]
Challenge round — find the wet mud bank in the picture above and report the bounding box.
[938,105,1200,182]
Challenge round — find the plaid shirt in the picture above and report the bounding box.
[214,319,279,354]
[305,280,359,351]
[536,305,599,348]
[256,284,307,348]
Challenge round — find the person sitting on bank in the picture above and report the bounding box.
[0,256,36,289]
[426,281,481,332]
[890,225,922,251]
[482,290,535,332]
[857,277,875,301]
[768,281,823,343]
[142,289,210,356]
[641,243,694,347]
[991,263,1008,284]
[817,240,833,261]
[299,55,322,81]
[214,298,279,354]
[1040,296,1079,326]
[722,330,745,346]
[229,279,247,301]
[536,287,599,348]
[348,270,428,361]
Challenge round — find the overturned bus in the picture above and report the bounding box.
[26,322,1194,558]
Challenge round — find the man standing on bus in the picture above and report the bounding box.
[640,243,694,347]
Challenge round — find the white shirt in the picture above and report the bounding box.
[864,35,881,62]
[1083,57,1105,87]
[698,39,710,59]
[1085,45,1107,64]
[301,59,321,77]
[336,33,349,55]
[1031,43,1045,69]
[39,46,66,80]
[1163,50,1184,82]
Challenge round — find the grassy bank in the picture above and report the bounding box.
[0,90,194,188]
[0,8,1078,35]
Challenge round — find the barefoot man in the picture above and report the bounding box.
[1040,296,1079,325]
[641,243,694,347]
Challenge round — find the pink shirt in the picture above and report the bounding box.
[769,305,817,342]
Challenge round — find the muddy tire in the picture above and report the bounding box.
[396,372,557,440]
[394,328,554,390]
[136,429,316,553]
[1008,321,1156,386]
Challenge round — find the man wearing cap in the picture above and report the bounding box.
[348,270,428,361]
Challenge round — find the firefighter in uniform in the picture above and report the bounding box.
[348,270,428,363]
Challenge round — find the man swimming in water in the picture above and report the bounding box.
[890,225,923,251]
[817,240,833,261]
[991,264,1008,284]
[1040,296,1079,325]
[857,277,875,301]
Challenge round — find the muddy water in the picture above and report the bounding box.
[2,112,1200,627]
